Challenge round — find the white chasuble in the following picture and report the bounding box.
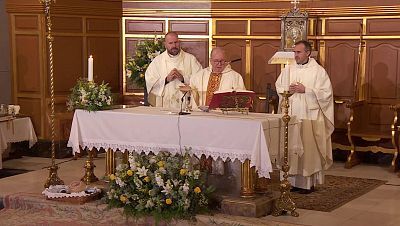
[275,58,334,189]
[189,65,246,108]
[145,50,202,109]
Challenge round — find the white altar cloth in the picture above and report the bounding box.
[67,107,302,178]
[0,117,38,169]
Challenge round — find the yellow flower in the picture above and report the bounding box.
[144,176,150,182]
[127,170,133,176]
[194,187,201,194]
[157,161,164,168]
[120,195,127,203]
[109,174,116,181]
[180,168,187,176]
[165,198,172,205]
[139,73,144,78]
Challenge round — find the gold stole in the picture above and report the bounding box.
[205,72,222,106]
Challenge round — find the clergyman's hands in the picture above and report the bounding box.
[289,82,305,93]
[166,68,184,83]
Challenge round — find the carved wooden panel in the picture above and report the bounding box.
[215,40,246,81]
[87,18,120,34]
[325,19,362,35]
[52,36,83,95]
[251,40,280,93]
[368,18,400,35]
[18,97,42,137]
[53,16,83,33]
[15,35,40,93]
[180,39,209,68]
[366,41,400,101]
[215,20,247,35]
[250,20,280,36]
[325,40,359,99]
[125,20,165,34]
[169,20,209,35]
[14,15,38,30]
[87,37,120,92]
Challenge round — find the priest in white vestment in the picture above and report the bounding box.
[275,40,334,193]
[145,32,202,109]
[189,47,245,109]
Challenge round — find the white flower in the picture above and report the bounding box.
[172,179,180,187]
[161,180,173,195]
[182,182,189,194]
[155,174,164,187]
[145,199,154,208]
[149,156,157,164]
[126,69,132,77]
[158,167,166,174]
[193,170,201,179]
[136,166,148,177]
[115,177,126,187]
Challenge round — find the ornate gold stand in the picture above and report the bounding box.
[41,0,64,188]
[81,148,99,185]
[272,91,299,217]
[240,159,255,197]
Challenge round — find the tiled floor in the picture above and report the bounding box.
[1,156,399,226]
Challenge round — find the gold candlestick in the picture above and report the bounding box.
[272,91,299,217]
[81,148,99,184]
[41,0,64,188]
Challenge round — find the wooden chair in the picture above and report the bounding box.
[346,100,400,171]
[265,83,279,114]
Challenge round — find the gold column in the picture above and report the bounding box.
[81,148,99,185]
[105,148,116,176]
[240,159,255,197]
[41,0,64,188]
[272,91,299,217]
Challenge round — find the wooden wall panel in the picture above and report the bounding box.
[325,41,359,99]
[169,20,209,35]
[250,20,280,36]
[125,20,164,34]
[15,35,40,93]
[14,15,38,30]
[216,40,246,80]
[367,18,400,36]
[18,97,42,137]
[251,40,280,93]
[52,16,83,33]
[52,36,83,95]
[325,19,363,35]
[215,20,247,35]
[87,37,120,92]
[180,39,209,68]
[366,41,400,101]
[87,18,120,34]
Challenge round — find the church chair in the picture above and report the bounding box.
[265,83,279,114]
[346,100,400,171]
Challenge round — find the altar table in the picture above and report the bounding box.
[0,117,38,169]
[68,106,302,179]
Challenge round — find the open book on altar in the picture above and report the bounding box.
[208,89,256,110]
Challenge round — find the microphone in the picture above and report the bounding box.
[179,91,191,115]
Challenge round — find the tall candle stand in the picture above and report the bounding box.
[41,0,64,188]
[272,91,299,217]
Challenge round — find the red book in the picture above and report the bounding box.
[208,89,256,110]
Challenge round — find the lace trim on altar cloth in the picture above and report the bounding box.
[74,141,272,178]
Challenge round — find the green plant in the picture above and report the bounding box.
[67,79,113,111]
[126,38,166,88]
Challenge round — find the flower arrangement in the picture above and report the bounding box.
[106,150,213,222]
[126,38,166,87]
[67,79,113,111]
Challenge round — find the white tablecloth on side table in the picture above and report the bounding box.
[0,117,38,169]
[68,107,302,178]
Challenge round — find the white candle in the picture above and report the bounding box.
[283,63,290,91]
[88,55,93,82]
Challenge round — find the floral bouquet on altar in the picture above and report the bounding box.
[126,37,165,87]
[106,150,214,222]
[67,79,113,112]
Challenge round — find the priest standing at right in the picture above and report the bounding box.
[275,40,334,194]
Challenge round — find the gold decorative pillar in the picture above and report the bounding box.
[272,91,299,217]
[41,0,64,188]
[81,148,99,184]
[240,159,255,197]
[105,148,116,176]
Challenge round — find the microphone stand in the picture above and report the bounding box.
[179,91,191,115]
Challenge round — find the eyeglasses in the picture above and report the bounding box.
[211,59,227,64]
